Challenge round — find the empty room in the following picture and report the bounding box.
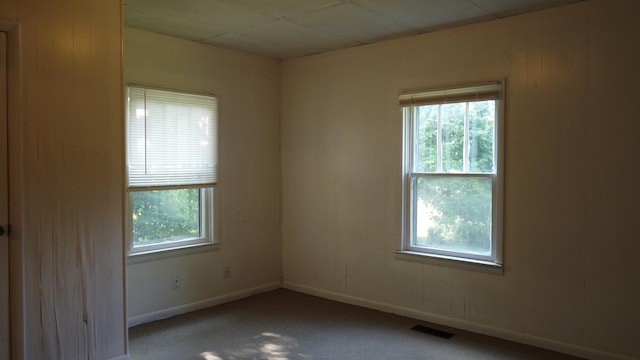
[0,0,639,359]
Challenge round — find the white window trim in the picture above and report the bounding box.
[398,81,505,270]
[125,84,220,258]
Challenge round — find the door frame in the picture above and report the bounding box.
[0,29,9,360]
[0,19,23,360]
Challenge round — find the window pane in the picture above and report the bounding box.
[414,105,438,172]
[441,103,465,172]
[414,176,492,255]
[131,189,201,247]
[468,100,495,173]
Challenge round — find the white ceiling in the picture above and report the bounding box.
[124,0,584,59]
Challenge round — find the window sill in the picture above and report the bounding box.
[395,250,503,275]
[127,242,220,265]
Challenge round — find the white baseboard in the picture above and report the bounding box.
[127,282,281,328]
[108,355,131,360]
[282,281,633,360]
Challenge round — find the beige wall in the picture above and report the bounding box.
[281,1,640,359]
[1,0,126,359]
[124,28,282,323]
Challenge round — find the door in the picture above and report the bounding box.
[0,31,9,360]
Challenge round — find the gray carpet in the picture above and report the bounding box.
[128,289,583,360]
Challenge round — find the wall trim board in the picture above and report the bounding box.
[0,19,25,360]
[127,282,281,328]
[109,355,132,360]
[282,282,632,360]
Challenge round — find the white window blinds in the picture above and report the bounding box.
[127,86,217,189]
[398,82,500,107]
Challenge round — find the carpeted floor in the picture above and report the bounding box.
[128,289,584,360]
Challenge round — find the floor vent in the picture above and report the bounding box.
[411,325,455,339]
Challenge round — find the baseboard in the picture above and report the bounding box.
[282,281,633,360]
[127,282,281,328]
[108,355,131,360]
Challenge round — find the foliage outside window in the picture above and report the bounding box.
[126,85,218,255]
[400,82,503,264]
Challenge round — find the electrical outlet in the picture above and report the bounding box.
[173,273,181,288]
[223,266,231,279]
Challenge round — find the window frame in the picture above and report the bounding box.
[399,81,504,267]
[127,187,217,256]
[125,84,219,257]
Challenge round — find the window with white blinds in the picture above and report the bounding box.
[127,86,217,189]
[126,85,218,256]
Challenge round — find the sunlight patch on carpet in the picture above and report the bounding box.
[200,351,223,360]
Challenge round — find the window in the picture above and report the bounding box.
[400,82,503,265]
[126,85,218,255]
